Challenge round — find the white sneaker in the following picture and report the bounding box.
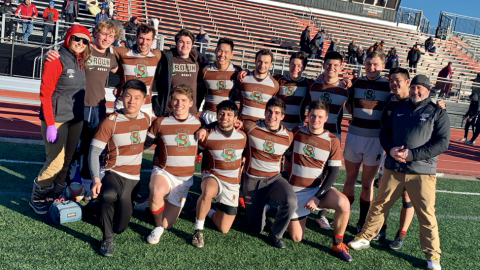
[147,226,164,244]
[459,137,466,142]
[316,216,332,230]
[134,199,149,211]
[426,258,441,270]
[348,237,370,250]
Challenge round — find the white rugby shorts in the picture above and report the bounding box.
[151,166,193,208]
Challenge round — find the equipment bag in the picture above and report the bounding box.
[47,198,82,224]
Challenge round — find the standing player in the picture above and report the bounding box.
[308,51,349,229]
[191,100,247,248]
[89,79,150,256]
[234,49,280,121]
[113,23,161,119]
[198,38,242,124]
[143,84,202,244]
[241,97,296,248]
[285,100,352,262]
[342,51,391,233]
[274,51,310,130]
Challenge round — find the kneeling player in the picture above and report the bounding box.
[192,100,247,248]
[89,79,151,256]
[285,100,352,262]
[144,84,201,244]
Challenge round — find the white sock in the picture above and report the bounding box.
[207,209,216,219]
[154,226,164,234]
[81,178,93,192]
[195,218,205,230]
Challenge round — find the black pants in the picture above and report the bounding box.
[471,117,480,141]
[99,171,140,242]
[3,20,14,38]
[64,13,75,24]
[464,117,476,138]
[242,173,297,239]
[409,61,418,73]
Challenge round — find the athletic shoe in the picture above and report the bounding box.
[348,237,370,250]
[389,235,404,250]
[191,229,204,248]
[476,176,480,180]
[316,216,332,230]
[459,137,466,142]
[134,198,149,212]
[147,226,164,244]
[268,232,286,249]
[426,257,441,270]
[331,242,353,262]
[464,140,475,145]
[46,182,67,203]
[29,180,53,215]
[371,230,386,242]
[100,241,114,257]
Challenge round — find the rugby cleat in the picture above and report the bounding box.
[316,216,332,230]
[331,242,353,262]
[192,229,204,248]
[464,140,475,145]
[426,257,441,270]
[268,232,286,249]
[389,235,404,250]
[147,226,164,244]
[29,180,53,215]
[458,137,466,142]
[371,229,386,242]
[348,236,370,250]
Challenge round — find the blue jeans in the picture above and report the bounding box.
[21,21,33,42]
[42,25,54,44]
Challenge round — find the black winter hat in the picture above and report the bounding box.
[411,74,431,90]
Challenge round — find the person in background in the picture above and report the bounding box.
[407,45,421,73]
[195,26,211,54]
[94,7,108,24]
[111,12,124,46]
[41,1,58,44]
[308,30,324,59]
[327,38,340,53]
[425,37,436,53]
[29,25,91,215]
[385,55,398,70]
[299,25,310,53]
[14,0,38,43]
[460,93,479,144]
[0,0,14,40]
[62,0,78,24]
[347,40,357,64]
[386,47,396,61]
[123,16,138,48]
[436,62,453,98]
[148,17,159,49]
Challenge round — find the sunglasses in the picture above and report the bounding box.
[72,35,89,45]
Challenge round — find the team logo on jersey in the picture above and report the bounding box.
[263,140,275,154]
[67,69,75,78]
[364,89,376,100]
[284,86,295,96]
[303,144,315,158]
[134,64,148,78]
[130,131,141,144]
[175,133,191,147]
[420,113,431,122]
[217,80,227,90]
[250,91,263,102]
[320,92,333,104]
[221,148,236,162]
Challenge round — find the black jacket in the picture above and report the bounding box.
[355,50,366,64]
[0,3,13,22]
[151,48,207,117]
[62,0,79,17]
[300,29,310,49]
[464,93,479,118]
[124,18,138,41]
[380,97,450,174]
[385,58,398,69]
[407,49,421,63]
[425,37,434,48]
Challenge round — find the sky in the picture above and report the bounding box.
[400,0,480,26]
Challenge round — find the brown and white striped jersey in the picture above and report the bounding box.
[112,47,162,104]
[347,76,391,137]
[147,113,201,180]
[274,74,311,130]
[91,110,151,180]
[199,125,247,184]
[201,63,242,113]
[243,119,294,177]
[288,126,342,188]
[239,71,279,121]
[309,80,349,138]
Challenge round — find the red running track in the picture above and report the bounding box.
[0,100,479,177]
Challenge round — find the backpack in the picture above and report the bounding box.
[46,198,82,224]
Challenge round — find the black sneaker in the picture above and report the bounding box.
[356,223,364,234]
[389,235,404,250]
[46,182,67,203]
[268,232,286,249]
[372,230,386,242]
[100,241,114,257]
[29,180,53,214]
[192,229,204,248]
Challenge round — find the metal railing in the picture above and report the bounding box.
[439,12,480,36]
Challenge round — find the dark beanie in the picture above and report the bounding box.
[411,74,431,90]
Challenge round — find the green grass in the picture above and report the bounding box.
[0,142,480,269]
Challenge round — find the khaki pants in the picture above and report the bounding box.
[360,168,441,259]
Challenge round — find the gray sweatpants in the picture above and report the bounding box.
[242,173,297,239]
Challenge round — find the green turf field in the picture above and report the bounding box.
[1,141,479,269]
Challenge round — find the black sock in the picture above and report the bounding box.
[358,199,371,226]
[332,232,343,245]
[396,230,406,240]
[317,209,327,219]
